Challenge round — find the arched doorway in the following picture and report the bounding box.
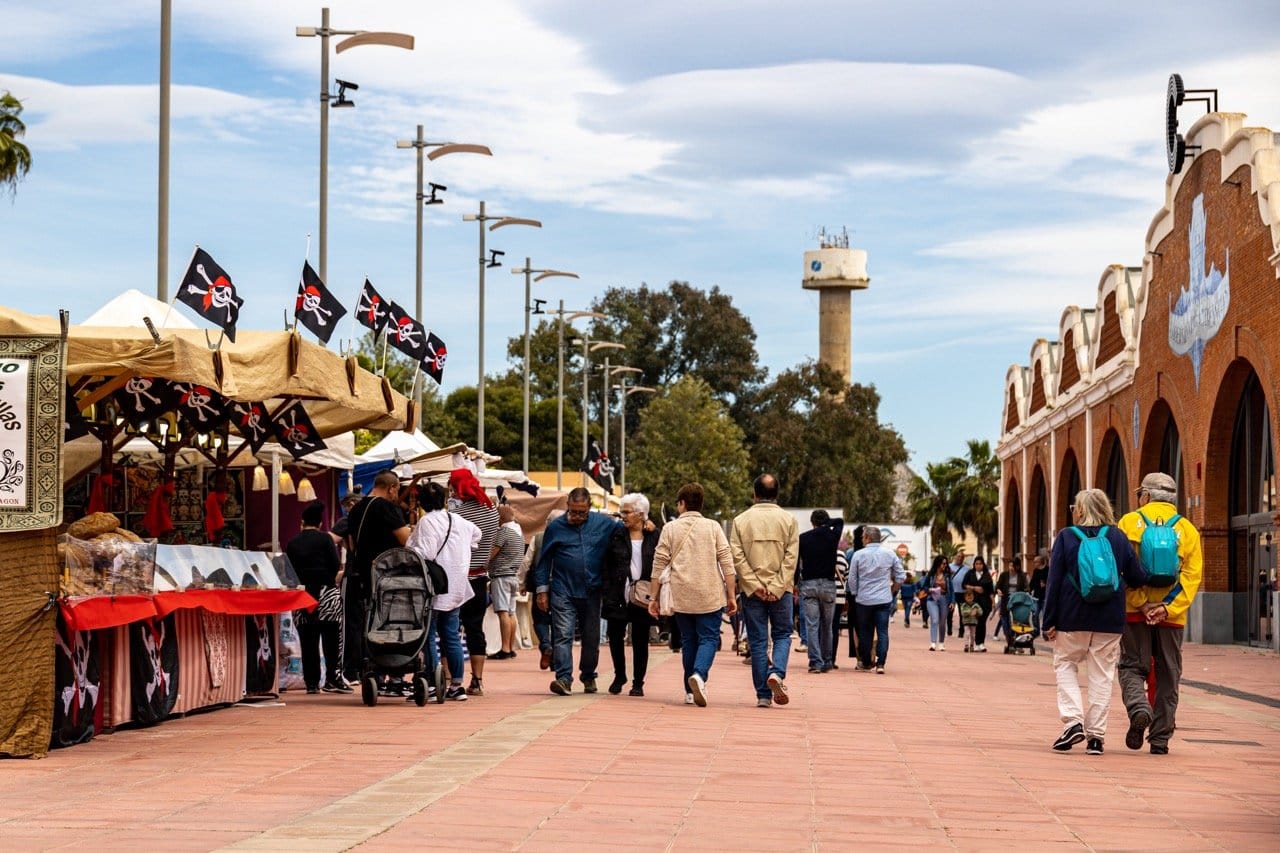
[1029,466,1049,557]
[1140,400,1186,515]
[1228,373,1276,646]
[1098,430,1129,516]
[1005,478,1022,564]
[1058,451,1081,530]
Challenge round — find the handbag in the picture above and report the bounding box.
[423,513,452,596]
[657,568,674,616]
[629,579,653,608]
[317,584,343,622]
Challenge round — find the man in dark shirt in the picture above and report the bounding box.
[340,471,411,681]
[1029,551,1049,638]
[797,510,844,673]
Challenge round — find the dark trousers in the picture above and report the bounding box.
[855,601,894,668]
[342,578,364,680]
[971,607,988,646]
[607,604,653,687]
[460,577,489,657]
[1119,623,1184,748]
[299,619,341,689]
[846,597,862,659]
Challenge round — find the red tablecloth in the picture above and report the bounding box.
[60,589,316,630]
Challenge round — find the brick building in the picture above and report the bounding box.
[996,109,1280,647]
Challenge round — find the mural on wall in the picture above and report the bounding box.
[1168,193,1230,389]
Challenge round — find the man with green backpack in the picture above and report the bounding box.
[1117,472,1204,755]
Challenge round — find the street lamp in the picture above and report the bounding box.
[555,304,605,490]
[604,365,642,456]
[297,7,414,282]
[577,340,624,487]
[510,262,578,472]
[614,382,657,494]
[395,129,491,431]
[462,205,542,450]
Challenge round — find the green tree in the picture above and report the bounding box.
[626,375,751,519]
[741,362,907,518]
[0,92,31,197]
[351,330,459,453]
[440,374,582,472]
[909,458,967,549]
[952,439,1000,562]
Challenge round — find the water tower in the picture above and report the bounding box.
[802,228,868,384]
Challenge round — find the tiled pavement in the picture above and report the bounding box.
[3,619,1280,851]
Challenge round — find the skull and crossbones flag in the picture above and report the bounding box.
[582,437,614,493]
[386,300,428,362]
[272,401,327,460]
[230,401,274,454]
[177,247,244,342]
[171,381,231,431]
[356,278,390,333]
[422,331,448,384]
[294,261,347,345]
[113,376,177,427]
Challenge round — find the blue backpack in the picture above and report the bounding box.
[1138,513,1182,587]
[1070,526,1120,604]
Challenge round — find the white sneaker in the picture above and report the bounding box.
[766,673,789,706]
[687,674,707,707]
[939,644,945,651]
[684,693,695,705]
[929,643,936,651]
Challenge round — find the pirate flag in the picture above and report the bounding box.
[422,331,448,384]
[245,614,276,695]
[356,278,390,333]
[52,613,100,749]
[170,381,231,432]
[386,300,427,361]
[177,247,244,342]
[272,401,327,460]
[294,261,347,345]
[113,376,177,427]
[230,401,274,454]
[582,437,614,493]
[129,615,179,725]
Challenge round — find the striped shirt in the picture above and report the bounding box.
[452,498,500,578]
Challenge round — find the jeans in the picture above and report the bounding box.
[900,583,916,625]
[742,593,793,700]
[607,603,653,687]
[533,603,552,652]
[926,598,947,645]
[799,579,836,669]
[674,610,722,688]
[425,607,465,684]
[795,596,808,646]
[550,592,601,685]
[855,601,894,668]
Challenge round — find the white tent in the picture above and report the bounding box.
[80,288,197,330]
[356,429,440,463]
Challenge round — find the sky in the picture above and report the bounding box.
[2,1,1278,469]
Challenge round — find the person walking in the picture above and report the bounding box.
[948,551,969,639]
[604,492,659,697]
[1116,472,1203,755]
[407,481,481,701]
[649,483,737,707]
[963,556,995,652]
[1029,551,1049,638]
[1043,488,1148,755]
[729,474,799,708]
[447,468,500,697]
[797,510,844,674]
[923,555,952,651]
[847,526,905,673]
[486,504,525,660]
[286,501,348,694]
[995,557,1030,643]
[534,488,619,695]
[341,472,412,683]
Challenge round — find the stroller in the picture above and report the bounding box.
[1003,591,1038,655]
[360,547,444,706]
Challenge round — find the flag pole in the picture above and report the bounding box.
[378,326,390,376]
[161,244,199,332]
[346,276,366,357]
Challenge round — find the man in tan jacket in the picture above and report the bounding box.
[730,474,800,708]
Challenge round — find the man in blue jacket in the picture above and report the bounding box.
[534,487,621,695]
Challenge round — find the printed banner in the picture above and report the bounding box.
[0,332,65,530]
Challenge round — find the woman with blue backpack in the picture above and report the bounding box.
[1043,488,1148,756]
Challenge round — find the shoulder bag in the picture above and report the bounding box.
[657,522,696,616]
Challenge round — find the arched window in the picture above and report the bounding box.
[1228,372,1276,645]
[1104,437,1129,515]
[1159,417,1185,514]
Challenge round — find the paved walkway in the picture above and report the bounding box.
[3,620,1280,851]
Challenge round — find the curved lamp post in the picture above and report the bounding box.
[510,264,578,472]
[297,7,414,282]
[556,306,605,489]
[461,206,541,450]
[615,382,657,494]
[604,365,642,456]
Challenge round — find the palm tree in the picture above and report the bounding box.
[0,92,32,197]
[952,439,1000,563]
[909,458,966,551]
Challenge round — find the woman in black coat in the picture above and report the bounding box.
[603,492,659,696]
[963,556,996,651]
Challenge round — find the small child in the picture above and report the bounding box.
[959,590,982,653]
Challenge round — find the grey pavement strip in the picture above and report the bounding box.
[221,693,603,851]
[1181,679,1280,709]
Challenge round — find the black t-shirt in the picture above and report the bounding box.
[285,528,340,597]
[345,496,408,592]
[797,520,844,581]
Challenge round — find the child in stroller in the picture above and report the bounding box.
[1003,590,1038,655]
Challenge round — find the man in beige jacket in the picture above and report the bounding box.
[730,474,800,708]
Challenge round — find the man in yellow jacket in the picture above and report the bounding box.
[1116,472,1203,755]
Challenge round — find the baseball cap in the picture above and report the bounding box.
[1136,472,1177,495]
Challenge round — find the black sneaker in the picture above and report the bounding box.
[608,677,626,695]
[582,679,598,694]
[1053,723,1085,751]
[1085,738,1104,755]
[1150,744,1169,755]
[321,681,353,694]
[549,679,571,696]
[1125,709,1151,751]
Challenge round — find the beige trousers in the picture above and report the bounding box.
[1052,630,1122,739]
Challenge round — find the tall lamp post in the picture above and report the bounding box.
[157,0,171,300]
[510,262,578,472]
[297,8,414,282]
[604,365,642,456]
[461,204,541,450]
[614,382,657,494]
[555,304,605,489]
[577,340,624,487]
[395,130,491,430]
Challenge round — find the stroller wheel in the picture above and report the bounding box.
[413,676,429,707]
[434,663,446,705]
[361,676,378,707]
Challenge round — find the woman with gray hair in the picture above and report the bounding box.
[1043,488,1148,755]
[603,492,660,696]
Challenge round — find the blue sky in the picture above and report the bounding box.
[2,1,1277,468]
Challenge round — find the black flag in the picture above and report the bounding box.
[177,247,244,342]
[356,278,390,333]
[272,402,327,460]
[230,401,274,454]
[582,437,614,493]
[385,300,427,361]
[422,331,448,384]
[294,261,347,344]
[171,382,232,431]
